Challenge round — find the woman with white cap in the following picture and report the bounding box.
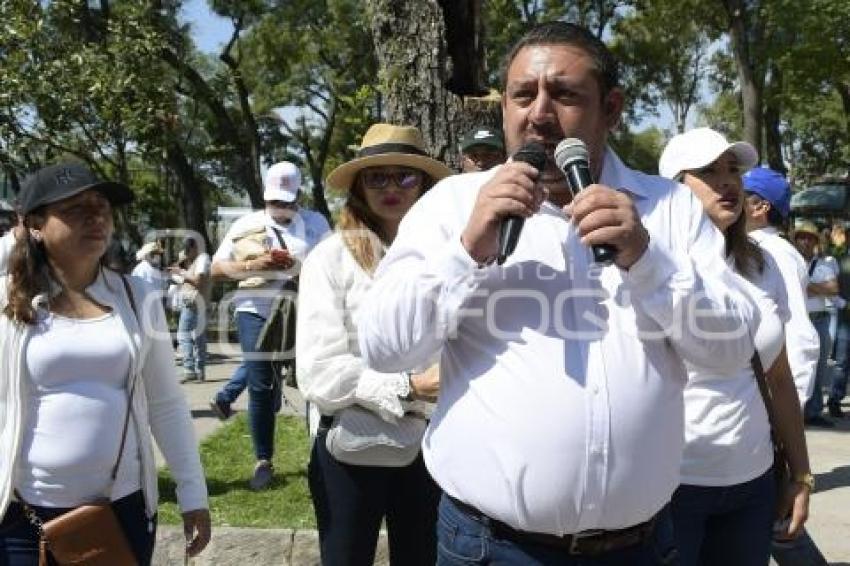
[659,128,812,565]
[131,240,167,290]
[0,162,210,564]
[297,123,453,565]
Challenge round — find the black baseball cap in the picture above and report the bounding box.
[459,126,505,153]
[19,162,133,215]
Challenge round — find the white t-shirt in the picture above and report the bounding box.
[0,231,16,275]
[213,208,329,318]
[806,255,838,313]
[181,252,212,304]
[16,311,141,506]
[131,259,168,292]
[681,253,789,486]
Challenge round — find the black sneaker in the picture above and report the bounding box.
[828,402,845,419]
[804,415,836,428]
[209,397,232,420]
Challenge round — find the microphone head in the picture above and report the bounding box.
[554,138,589,171]
[513,142,547,171]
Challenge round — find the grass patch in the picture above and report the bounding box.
[157,414,315,528]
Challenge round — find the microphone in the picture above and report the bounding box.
[497,142,546,265]
[554,138,617,265]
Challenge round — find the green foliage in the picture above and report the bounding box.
[610,126,666,174]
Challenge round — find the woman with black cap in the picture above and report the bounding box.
[297,124,453,565]
[0,162,210,564]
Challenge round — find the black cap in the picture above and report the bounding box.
[19,162,133,215]
[459,126,505,153]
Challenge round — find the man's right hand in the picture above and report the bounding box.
[410,365,440,401]
[460,162,545,264]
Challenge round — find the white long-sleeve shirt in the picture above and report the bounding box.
[751,227,819,403]
[357,148,758,535]
[296,233,414,436]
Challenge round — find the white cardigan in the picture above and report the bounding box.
[0,269,208,518]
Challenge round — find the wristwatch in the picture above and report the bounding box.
[795,472,816,491]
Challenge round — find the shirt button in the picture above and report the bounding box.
[592,385,600,395]
[585,503,596,510]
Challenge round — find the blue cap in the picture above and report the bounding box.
[743,166,791,218]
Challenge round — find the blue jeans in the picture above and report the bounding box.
[178,305,207,376]
[237,311,276,461]
[829,313,850,405]
[670,468,775,566]
[0,490,156,566]
[805,314,832,418]
[216,364,248,405]
[436,494,678,565]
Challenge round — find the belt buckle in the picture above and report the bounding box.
[568,529,604,555]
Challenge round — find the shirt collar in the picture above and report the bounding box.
[598,146,652,199]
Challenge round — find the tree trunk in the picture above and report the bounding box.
[166,139,211,250]
[722,0,764,156]
[366,0,500,171]
[763,65,785,174]
[838,81,850,143]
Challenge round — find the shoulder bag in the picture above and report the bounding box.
[14,275,142,566]
[324,406,427,468]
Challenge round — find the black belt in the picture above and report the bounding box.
[810,311,830,320]
[446,495,656,556]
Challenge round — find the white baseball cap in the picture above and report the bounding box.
[658,127,759,180]
[263,161,301,203]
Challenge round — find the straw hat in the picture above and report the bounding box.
[135,241,164,261]
[793,220,820,240]
[326,123,454,192]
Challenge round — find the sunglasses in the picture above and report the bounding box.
[361,168,423,191]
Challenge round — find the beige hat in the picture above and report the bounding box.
[793,220,820,240]
[326,123,454,192]
[135,241,164,261]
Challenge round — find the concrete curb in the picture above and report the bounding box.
[154,526,389,566]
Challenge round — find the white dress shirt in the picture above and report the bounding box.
[751,227,819,403]
[213,208,330,318]
[0,232,15,275]
[296,233,416,436]
[681,253,789,486]
[805,255,838,313]
[357,148,758,535]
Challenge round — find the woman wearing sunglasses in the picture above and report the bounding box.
[297,123,453,565]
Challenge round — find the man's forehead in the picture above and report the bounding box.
[507,44,595,81]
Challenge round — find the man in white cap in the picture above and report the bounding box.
[131,240,167,290]
[210,161,330,489]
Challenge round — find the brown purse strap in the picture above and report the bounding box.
[13,275,141,519]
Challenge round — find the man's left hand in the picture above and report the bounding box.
[564,184,649,270]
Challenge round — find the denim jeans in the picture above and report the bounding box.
[237,311,276,461]
[178,304,207,376]
[805,314,832,418]
[829,312,850,405]
[216,364,248,405]
[436,494,678,566]
[308,429,440,566]
[0,491,156,566]
[670,468,775,566]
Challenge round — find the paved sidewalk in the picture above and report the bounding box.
[155,343,850,564]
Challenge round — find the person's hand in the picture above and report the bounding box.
[410,365,440,401]
[247,250,293,272]
[564,185,649,270]
[461,162,546,264]
[182,508,211,557]
[774,481,810,540]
